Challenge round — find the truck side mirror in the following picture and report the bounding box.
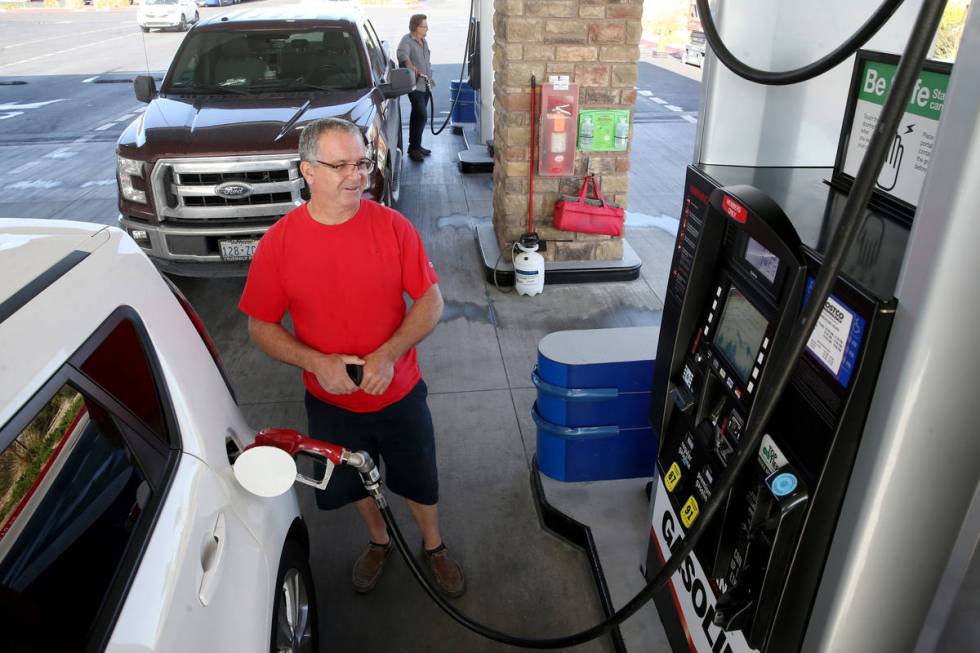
[380,68,415,99]
[134,75,157,103]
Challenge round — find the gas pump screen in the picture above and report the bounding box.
[713,287,769,383]
[803,278,866,388]
[745,238,779,284]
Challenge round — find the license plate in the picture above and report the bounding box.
[219,239,258,261]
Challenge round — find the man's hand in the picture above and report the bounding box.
[310,353,365,395]
[360,349,396,395]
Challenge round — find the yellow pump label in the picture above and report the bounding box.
[681,496,700,528]
[665,462,682,492]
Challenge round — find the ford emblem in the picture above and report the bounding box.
[215,181,254,199]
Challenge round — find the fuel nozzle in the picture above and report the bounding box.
[251,428,385,506]
[345,449,386,508]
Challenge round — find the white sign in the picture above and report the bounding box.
[548,75,569,91]
[651,478,758,653]
[805,294,852,377]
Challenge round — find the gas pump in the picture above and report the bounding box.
[645,0,958,651]
[646,169,898,652]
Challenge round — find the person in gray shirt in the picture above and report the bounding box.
[397,14,433,162]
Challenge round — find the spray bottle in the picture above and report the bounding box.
[580,116,594,150]
[514,233,545,296]
[614,116,629,149]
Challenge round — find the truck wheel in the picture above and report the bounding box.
[271,540,317,653]
[397,105,403,152]
[382,164,394,207]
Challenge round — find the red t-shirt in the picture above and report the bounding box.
[239,200,439,412]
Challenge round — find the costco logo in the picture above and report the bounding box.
[722,196,748,223]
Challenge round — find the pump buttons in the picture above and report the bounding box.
[769,472,798,497]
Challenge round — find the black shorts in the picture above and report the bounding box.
[304,380,438,509]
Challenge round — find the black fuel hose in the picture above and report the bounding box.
[423,0,476,136]
[695,0,906,85]
[378,0,947,648]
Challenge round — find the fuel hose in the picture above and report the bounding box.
[695,0,906,86]
[422,0,476,136]
[373,0,947,647]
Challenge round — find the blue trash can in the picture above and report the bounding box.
[450,79,476,124]
[533,326,660,482]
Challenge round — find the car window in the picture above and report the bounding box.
[166,28,368,93]
[362,22,388,80]
[79,317,169,446]
[0,384,154,651]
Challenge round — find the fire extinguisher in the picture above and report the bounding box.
[543,104,572,175]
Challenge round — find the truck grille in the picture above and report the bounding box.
[150,155,306,224]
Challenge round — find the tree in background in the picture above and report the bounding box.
[931,0,970,62]
[642,0,691,52]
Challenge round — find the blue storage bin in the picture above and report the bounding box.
[450,79,477,124]
[533,404,657,482]
[533,326,660,482]
[536,327,659,393]
[532,370,652,428]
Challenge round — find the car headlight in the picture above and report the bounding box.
[117,155,147,204]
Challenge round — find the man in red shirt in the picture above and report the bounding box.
[239,117,465,597]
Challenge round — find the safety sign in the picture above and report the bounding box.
[841,59,950,207]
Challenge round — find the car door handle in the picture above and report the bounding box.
[199,512,227,606]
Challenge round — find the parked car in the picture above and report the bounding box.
[117,6,413,276]
[205,0,238,6]
[682,0,706,67]
[137,0,200,32]
[0,220,316,652]
[683,34,706,67]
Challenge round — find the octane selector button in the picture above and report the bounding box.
[770,472,798,497]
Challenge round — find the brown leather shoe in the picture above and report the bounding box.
[422,542,466,598]
[352,541,393,593]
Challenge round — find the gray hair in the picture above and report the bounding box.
[298,118,364,163]
[409,14,427,32]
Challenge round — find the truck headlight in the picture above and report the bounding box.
[117,155,147,204]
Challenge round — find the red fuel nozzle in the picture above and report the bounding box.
[249,428,383,504]
[252,428,346,466]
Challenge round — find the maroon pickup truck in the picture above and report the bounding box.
[116,6,414,276]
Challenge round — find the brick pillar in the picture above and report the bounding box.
[492,0,642,262]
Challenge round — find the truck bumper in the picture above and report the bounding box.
[119,214,273,277]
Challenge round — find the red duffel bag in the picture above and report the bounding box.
[553,175,625,237]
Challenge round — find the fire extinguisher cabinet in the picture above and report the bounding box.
[537,82,578,177]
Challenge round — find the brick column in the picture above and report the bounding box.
[492,0,642,262]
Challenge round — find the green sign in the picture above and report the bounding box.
[841,54,952,208]
[857,60,948,121]
[578,109,631,152]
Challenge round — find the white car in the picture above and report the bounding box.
[138,0,200,32]
[0,220,316,652]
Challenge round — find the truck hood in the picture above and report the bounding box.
[119,89,378,158]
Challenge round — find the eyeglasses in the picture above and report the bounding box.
[315,159,375,175]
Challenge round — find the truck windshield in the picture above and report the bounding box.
[165,28,368,94]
